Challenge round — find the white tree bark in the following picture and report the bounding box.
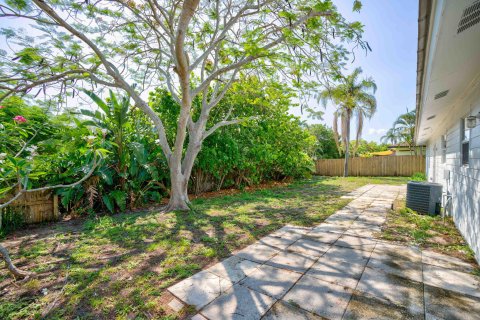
[0,244,32,280]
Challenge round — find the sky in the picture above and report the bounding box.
[290,0,419,142]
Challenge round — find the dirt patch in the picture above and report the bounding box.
[345,291,418,319]
[424,284,480,319]
[189,180,291,200]
[380,198,477,265]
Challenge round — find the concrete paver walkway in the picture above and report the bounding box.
[168,185,480,320]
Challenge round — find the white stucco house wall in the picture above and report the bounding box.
[416,0,480,263]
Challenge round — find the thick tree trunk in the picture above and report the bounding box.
[0,244,32,280]
[165,139,202,212]
[160,0,201,213]
[166,166,190,211]
[344,111,351,177]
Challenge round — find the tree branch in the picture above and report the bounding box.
[193,10,332,97]
[203,118,242,140]
[31,0,173,159]
[0,244,33,280]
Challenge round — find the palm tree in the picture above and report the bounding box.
[319,68,377,177]
[382,109,417,155]
[381,127,399,145]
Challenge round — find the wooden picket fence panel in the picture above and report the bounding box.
[315,155,425,177]
[0,190,59,226]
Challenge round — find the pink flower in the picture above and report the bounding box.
[0,105,5,109]
[13,115,27,123]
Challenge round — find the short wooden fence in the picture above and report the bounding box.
[315,155,425,176]
[0,190,59,226]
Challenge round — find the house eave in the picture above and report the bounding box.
[415,0,433,145]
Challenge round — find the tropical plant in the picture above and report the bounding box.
[80,90,167,212]
[382,109,418,155]
[0,97,100,201]
[318,67,377,176]
[0,0,369,211]
[81,90,130,188]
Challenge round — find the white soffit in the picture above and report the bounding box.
[418,0,480,144]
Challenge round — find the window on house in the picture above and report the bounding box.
[461,119,470,166]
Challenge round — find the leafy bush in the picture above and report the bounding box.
[410,172,427,181]
[351,140,389,157]
[307,124,340,159]
[1,77,318,217]
[0,207,25,237]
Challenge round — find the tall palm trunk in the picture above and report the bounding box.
[344,109,351,177]
[332,112,342,156]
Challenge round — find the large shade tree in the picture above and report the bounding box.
[319,67,377,176]
[0,0,368,211]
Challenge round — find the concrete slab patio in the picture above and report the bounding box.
[168,184,480,320]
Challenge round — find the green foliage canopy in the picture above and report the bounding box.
[307,123,340,159]
[1,77,319,217]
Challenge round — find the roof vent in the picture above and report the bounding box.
[458,1,480,33]
[434,90,449,100]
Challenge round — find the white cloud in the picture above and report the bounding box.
[368,128,388,136]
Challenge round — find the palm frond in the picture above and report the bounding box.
[318,67,376,154]
[82,89,111,117]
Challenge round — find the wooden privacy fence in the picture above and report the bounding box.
[315,155,426,177]
[0,190,59,226]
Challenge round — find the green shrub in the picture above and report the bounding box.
[1,77,321,216]
[0,207,25,237]
[410,172,427,181]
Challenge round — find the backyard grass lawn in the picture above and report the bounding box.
[0,176,408,320]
